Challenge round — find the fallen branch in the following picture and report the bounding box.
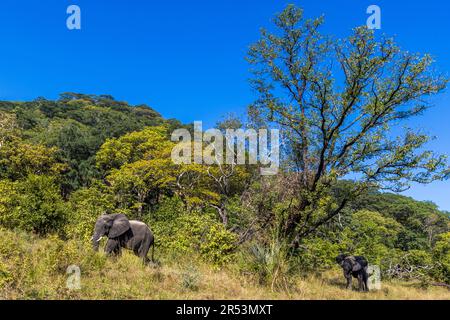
[431,282,450,290]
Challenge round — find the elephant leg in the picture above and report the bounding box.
[363,270,370,292]
[150,241,155,263]
[105,239,120,256]
[139,246,149,265]
[134,242,149,265]
[357,273,364,291]
[141,236,155,265]
[143,242,155,266]
[344,272,352,290]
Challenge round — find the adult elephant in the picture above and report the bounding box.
[92,213,155,265]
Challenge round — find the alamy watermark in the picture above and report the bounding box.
[64,5,380,32]
[67,5,81,30]
[367,5,381,30]
[66,265,81,290]
[368,265,382,290]
[171,121,280,175]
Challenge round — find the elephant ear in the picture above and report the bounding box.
[345,256,362,272]
[108,214,131,238]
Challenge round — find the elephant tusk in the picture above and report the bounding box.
[96,236,103,243]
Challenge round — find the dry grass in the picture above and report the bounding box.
[21,252,449,300]
[1,232,449,300]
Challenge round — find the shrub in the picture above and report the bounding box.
[148,196,237,266]
[35,236,107,275]
[0,227,107,298]
[432,232,450,284]
[180,265,201,291]
[0,228,39,293]
[65,185,115,242]
[200,224,237,266]
[297,237,341,272]
[383,249,435,282]
[346,210,401,265]
[0,175,68,236]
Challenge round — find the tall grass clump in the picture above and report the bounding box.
[238,235,294,292]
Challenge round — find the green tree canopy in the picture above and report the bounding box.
[247,5,449,245]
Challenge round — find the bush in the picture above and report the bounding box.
[147,196,237,266]
[383,249,435,282]
[0,227,107,298]
[200,224,237,266]
[297,237,341,272]
[432,232,450,284]
[0,228,41,293]
[0,228,27,291]
[0,175,68,236]
[65,185,115,242]
[180,265,201,291]
[290,211,396,272]
[345,210,401,264]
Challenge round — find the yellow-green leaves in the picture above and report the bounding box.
[0,141,65,180]
[96,126,172,172]
[95,126,176,216]
[0,175,68,235]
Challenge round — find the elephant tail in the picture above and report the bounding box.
[151,241,155,262]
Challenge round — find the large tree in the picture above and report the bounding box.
[247,5,449,246]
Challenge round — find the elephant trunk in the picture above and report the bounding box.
[91,233,103,251]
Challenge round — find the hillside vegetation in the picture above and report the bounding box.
[0,93,449,300]
[1,5,450,300]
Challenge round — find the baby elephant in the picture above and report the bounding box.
[336,254,369,292]
[92,213,155,265]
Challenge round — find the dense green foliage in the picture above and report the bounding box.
[0,175,68,235]
[0,6,449,297]
[0,93,182,194]
[0,93,448,287]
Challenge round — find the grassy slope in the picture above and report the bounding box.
[0,229,449,300]
[74,254,450,300]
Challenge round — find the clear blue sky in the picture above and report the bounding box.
[0,0,449,210]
